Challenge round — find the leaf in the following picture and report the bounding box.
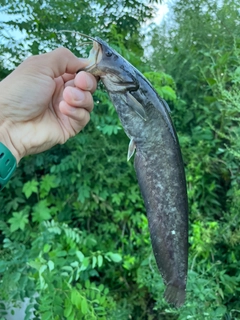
[62,266,73,272]
[100,124,121,136]
[28,261,42,271]
[85,279,90,289]
[47,260,54,272]
[92,256,97,269]
[97,255,103,268]
[112,192,124,205]
[42,311,52,320]
[80,257,90,271]
[39,265,47,275]
[64,303,73,318]
[77,185,90,203]
[206,78,217,86]
[22,180,39,198]
[76,250,84,262]
[106,252,122,263]
[32,200,52,223]
[98,284,104,292]
[159,85,177,101]
[68,311,76,320]
[81,297,88,315]
[70,261,79,268]
[56,250,67,257]
[71,289,81,309]
[40,174,58,198]
[214,306,227,317]
[8,211,29,232]
[43,244,51,253]
[61,272,69,277]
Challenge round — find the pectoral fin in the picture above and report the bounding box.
[122,92,147,121]
[127,138,136,161]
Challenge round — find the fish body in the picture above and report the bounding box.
[82,37,188,307]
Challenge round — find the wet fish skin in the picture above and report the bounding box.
[83,37,188,308]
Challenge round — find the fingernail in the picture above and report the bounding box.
[72,89,84,102]
[86,75,94,90]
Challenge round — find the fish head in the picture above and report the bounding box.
[83,36,139,92]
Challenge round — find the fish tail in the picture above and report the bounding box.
[164,284,186,308]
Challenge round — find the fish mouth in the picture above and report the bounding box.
[84,40,102,71]
[58,31,103,69]
[72,33,103,72]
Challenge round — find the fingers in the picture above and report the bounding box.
[62,73,75,82]
[59,71,96,125]
[63,71,98,90]
[59,100,90,125]
[62,87,94,113]
[59,70,97,131]
[74,71,97,93]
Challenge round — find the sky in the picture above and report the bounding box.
[152,2,169,25]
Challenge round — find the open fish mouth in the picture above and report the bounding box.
[58,31,103,71]
[84,40,102,71]
[72,33,103,71]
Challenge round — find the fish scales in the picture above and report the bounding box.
[81,36,188,308]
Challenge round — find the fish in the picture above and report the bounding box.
[79,35,188,308]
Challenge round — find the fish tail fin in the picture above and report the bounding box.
[164,284,186,308]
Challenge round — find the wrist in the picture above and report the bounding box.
[0,142,17,190]
[0,122,22,164]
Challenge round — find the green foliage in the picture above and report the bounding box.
[24,220,118,319]
[144,72,177,101]
[0,0,158,67]
[148,0,240,317]
[0,1,167,319]
[1,0,240,319]
[8,209,29,232]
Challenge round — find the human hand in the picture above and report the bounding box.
[0,47,97,163]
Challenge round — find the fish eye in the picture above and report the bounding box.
[105,50,113,57]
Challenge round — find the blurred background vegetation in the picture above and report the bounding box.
[0,0,240,319]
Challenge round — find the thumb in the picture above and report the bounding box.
[24,47,90,78]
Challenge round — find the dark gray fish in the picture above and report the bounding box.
[80,36,188,308]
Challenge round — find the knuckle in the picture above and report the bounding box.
[54,47,71,56]
[24,55,38,64]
